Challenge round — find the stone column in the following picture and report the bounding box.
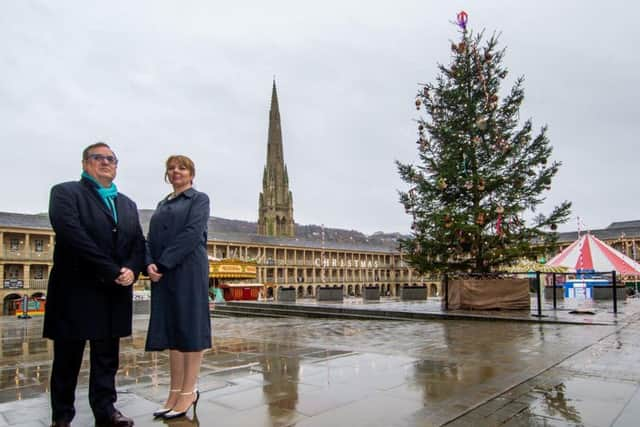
[24,233,31,257]
[23,264,30,288]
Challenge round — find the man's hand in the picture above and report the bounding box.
[115,267,135,286]
[147,264,163,283]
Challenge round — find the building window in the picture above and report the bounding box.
[34,239,44,252]
[6,265,20,279]
[9,238,19,251]
[33,266,44,279]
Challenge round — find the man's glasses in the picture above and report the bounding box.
[87,154,119,165]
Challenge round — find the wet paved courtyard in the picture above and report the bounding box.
[1,300,640,426]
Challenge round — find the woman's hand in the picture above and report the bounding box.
[147,263,163,283]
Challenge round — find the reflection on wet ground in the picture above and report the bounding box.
[1,303,640,426]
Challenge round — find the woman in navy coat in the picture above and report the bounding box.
[144,155,211,419]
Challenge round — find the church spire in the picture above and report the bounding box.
[258,80,295,237]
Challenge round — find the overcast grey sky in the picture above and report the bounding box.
[1,0,638,235]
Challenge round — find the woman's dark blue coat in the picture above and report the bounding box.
[145,188,212,352]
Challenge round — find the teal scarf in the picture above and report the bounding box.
[81,172,118,223]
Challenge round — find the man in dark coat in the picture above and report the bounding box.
[44,142,145,427]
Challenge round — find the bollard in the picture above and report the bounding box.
[444,273,449,311]
[612,271,618,314]
[535,271,542,317]
[552,273,557,310]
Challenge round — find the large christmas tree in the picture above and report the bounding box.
[397,13,571,274]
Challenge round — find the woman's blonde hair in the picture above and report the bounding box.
[164,155,196,184]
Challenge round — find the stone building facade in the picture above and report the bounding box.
[0,212,437,315]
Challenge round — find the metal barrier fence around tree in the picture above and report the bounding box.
[443,270,623,316]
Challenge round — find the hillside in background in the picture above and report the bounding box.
[137,209,403,249]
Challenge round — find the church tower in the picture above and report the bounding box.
[258,80,295,237]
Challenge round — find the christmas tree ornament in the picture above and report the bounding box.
[496,213,503,236]
[464,180,473,190]
[476,117,487,130]
[418,124,424,131]
[496,205,505,214]
[485,51,493,60]
[437,177,448,189]
[456,10,468,30]
[458,42,466,52]
[490,94,498,103]
[477,178,485,191]
[550,223,558,231]
[444,214,453,228]
[415,98,422,109]
[476,212,485,225]
[472,135,481,144]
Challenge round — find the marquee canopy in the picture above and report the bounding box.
[547,234,640,275]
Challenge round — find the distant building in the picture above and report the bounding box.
[0,210,434,315]
[257,80,295,237]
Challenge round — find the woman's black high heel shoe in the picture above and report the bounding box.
[163,390,199,419]
[152,389,181,417]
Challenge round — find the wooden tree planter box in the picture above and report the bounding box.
[444,278,530,310]
[400,285,428,301]
[317,286,344,302]
[278,287,297,302]
[363,286,380,301]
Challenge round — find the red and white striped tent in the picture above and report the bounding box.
[547,233,640,275]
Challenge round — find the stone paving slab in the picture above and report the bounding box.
[1,308,639,426]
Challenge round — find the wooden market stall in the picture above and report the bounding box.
[209,258,263,301]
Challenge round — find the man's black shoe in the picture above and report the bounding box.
[95,410,134,427]
[51,421,71,427]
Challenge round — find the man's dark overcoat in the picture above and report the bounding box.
[43,177,145,340]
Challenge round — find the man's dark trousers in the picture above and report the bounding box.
[50,338,120,423]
